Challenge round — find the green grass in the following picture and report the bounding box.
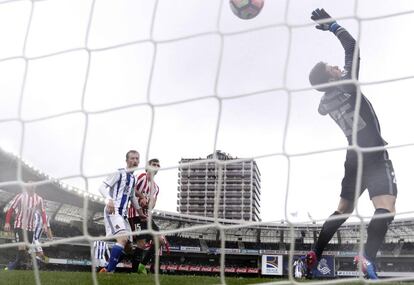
[1,271,414,285]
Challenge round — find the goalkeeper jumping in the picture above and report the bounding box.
[306,8,398,280]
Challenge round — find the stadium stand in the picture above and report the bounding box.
[1,147,413,277]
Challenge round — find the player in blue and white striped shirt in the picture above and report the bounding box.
[31,210,53,262]
[98,150,141,273]
[93,240,110,268]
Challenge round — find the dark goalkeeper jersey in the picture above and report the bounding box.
[318,26,386,150]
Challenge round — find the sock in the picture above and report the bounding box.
[141,244,155,266]
[131,247,144,271]
[314,211,348,259]
[106,243,124,272]
[365,208,394,262]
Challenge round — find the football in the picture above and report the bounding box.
[230,0,264,20]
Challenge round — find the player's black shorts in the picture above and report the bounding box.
[14,228,34,243]
[128,216,159,241]
[341,151,398,200]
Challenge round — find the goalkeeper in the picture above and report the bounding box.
[306,8,397,280]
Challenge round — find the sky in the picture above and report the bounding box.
[0,0,414,224]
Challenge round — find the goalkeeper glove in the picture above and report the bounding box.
[311,8,340,33]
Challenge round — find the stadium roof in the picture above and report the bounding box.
[0,148,104,223]
[152,210,414,243]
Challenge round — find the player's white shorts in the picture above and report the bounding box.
[29,228,43,253]
[104,213,132,242]
[29,239,43,253]
[94,259,108,268]
[295,271,302,279]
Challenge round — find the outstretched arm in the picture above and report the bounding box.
[311,9,360,81]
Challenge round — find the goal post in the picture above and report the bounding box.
[0,1,413,285]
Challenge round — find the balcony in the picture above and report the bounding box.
[223,173,253,179]
[178,189,260,198]
[183,171,209,177]
[179,185,214,190]
[180,164,214,171]
[178,191,218,196]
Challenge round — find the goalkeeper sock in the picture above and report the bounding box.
[106,243,124,272]
[141,244,155,266]
[314,211,348,259]
[365,208,394,262]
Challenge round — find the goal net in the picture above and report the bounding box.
[0,0,414,284]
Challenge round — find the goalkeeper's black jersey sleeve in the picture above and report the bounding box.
[335,27,359,81]
[318,27,387,151]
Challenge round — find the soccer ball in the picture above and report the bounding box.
[230,0,264,20]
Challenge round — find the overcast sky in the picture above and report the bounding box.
[0,0,413,224]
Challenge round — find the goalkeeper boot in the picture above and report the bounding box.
[137,263,148,275]
[353,255,378,280]
[99,267,108,273]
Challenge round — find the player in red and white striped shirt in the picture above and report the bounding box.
[127,164,160,220]
[4,181,48,270]
[128,158,167,274]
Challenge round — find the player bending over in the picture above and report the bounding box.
[30,209,53,265]
[93,240,110,269]
[306,8,397,280]
[293,258,305,279]
[98,150,140,273]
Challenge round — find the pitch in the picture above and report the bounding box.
[1,271,414,285]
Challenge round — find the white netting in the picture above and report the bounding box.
[1,0,414,284]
